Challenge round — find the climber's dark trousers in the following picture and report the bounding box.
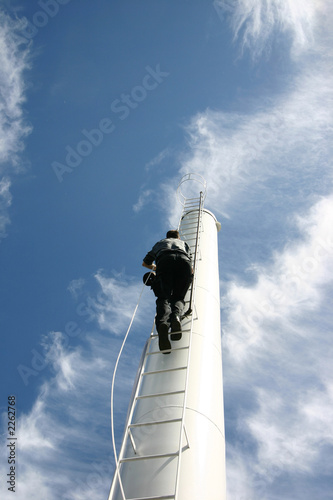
[153,254,193,329]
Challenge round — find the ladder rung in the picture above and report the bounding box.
[183,213,202,217]
[120,451,179,463]
[184,228,200,232]
[183,200,200,205]
[183,197,201,202]
[150,329,191,339]
[136,390,185,400]
[129,417,182,428]
[142,366,187,376]
[180,232,198,237]
[180,221,199,227]
[180,225,201,231]
[147,346,189,356]
[128,495,174,500]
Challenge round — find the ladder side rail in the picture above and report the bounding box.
[184,191,204,316]
[174,194,204,499]
[113,190,203,499]
[173,226,201,500]
[122,325,159,452]
[110,323,155,500]
[124,325,156,445]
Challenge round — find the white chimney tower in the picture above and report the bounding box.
[108,174,226,500]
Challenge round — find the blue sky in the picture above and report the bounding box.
[0,1,332,499]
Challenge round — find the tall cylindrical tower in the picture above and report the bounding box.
[109,175,226,500]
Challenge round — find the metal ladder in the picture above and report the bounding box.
[178,191,204,317]
[110,193,205,500]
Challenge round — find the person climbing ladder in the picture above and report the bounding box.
[142,230,193,353]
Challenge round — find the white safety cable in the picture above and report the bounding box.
[110,272,153,500]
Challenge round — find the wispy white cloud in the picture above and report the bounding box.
[0,11,31,169]
[221,195,333,498]
[223,195,333,360]
[67,278,86,300]
[0,261,159,499]
[132,188,152,213]
[177,63,332,220]
[246,380,333,475]
[93,270,155,335]
[0,330,115,500]
[144,147,170,171]
[215,0,329,59]
[44,332,82,391]
[0,176,12,238]
[0,10,32,239]
[0,270,150,500]
[133,148,172,213]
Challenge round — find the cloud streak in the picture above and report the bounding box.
[93,270,155,335]
[1,270,151,500]
[0,11,31,169]
[220,197,333,498]
[0,10,32,239]
[223,195,333,359]
[0,332,114,500]
[132,189,153,213]
[177,61,332,221]
[0,176,12,238]
[215,0,329,59]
